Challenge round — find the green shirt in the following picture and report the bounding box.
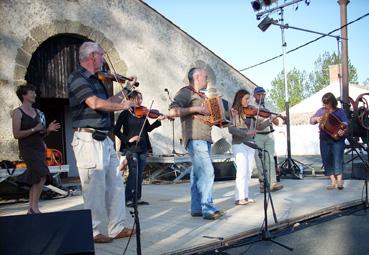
[169,86,212,148]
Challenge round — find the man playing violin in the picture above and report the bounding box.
[68,41,136,243]
[168,67,224,220]
[253,86,284,193]
[114,90,165,207]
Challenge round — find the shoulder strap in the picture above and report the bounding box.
[184,86,207,99]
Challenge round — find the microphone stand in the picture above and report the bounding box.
[131,155,142,255]
[245,143,293,251]
[165,89,179,155]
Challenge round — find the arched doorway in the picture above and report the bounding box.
[25,34,113,176]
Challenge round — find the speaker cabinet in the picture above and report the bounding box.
[0,209,95,255]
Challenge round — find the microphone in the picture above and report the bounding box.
[243,141,263,151]
[164,88,173,102]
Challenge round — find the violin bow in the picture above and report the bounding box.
[135,99,155,147]
[103,52,133,102]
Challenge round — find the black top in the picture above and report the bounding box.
[114,110,161,153]
[68,66,112,130]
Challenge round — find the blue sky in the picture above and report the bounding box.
[144,0,369,90]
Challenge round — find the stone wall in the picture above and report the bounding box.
[0,0,255,160]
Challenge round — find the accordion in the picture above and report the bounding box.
[195,96,231,128]
[319,111,347,140]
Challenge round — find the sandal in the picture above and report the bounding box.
[235,198,255,205]
[326,183,336,190]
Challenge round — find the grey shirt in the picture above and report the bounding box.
[228,114,255,145]
[169,86,212,148]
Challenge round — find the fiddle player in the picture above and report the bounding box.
[168,67,224,220]
[229,89,256,205]
[253,86,284,193]
[68,41,135,243]
[114,90,165,207]
[310,92,348,190]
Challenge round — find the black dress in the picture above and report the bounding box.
[17,108,51,186]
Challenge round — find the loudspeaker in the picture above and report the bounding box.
[213,161,236,181]
[0,210,95,255]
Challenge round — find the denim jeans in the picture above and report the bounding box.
[320,137,345,176]
[125,152,147,202]
[187,140,218,216]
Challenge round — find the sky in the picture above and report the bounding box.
[144,0,369,91]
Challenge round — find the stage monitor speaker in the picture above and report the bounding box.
[213,161,236,181]
[0,209,95,255]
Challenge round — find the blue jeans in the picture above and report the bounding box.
[320,137,345,176]
[125,152,147,202]
[187,140,218,216]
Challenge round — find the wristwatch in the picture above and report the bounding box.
[31,128,34,132]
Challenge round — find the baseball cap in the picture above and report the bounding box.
[254,86,266,94]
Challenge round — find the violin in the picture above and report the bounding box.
[133,106,164,119]
[96,71,139,87]
[243,105,284,119]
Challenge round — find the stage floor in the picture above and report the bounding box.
[0,177,367,255]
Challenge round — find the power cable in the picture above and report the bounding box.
[239,12,369,72]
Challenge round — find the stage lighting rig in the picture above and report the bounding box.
[251,0,277,12]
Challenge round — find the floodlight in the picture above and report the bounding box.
[258,16,275,32]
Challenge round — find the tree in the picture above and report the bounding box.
[309,51,358,93]
[269,68,309,112]
[364,78,369,86]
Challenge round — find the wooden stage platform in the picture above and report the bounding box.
[0,177,367,254]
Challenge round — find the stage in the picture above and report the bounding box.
[0,177,367,254]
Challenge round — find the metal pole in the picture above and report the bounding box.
[280,8,292,171]
[338,0,350,112]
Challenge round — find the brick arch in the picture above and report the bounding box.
[13,20,127,85]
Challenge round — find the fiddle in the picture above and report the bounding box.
[96,71,139,87]
[243,105,284,119]
[133,106,165,119]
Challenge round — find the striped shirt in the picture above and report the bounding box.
[68,66,112,130]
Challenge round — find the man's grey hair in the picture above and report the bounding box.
[79,41,102,62]
[188,67,203,83]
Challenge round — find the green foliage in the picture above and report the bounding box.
[269,68,309,112]
[268,51,359,112]
[309,51,358,93]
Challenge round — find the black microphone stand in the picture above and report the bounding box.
[165,89,179,155]
[247,146,293,251]
[130,154,142,255]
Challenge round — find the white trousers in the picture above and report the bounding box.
[232,143,255,200]
[71,131,126,237]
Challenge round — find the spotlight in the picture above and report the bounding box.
[258,16,275,32]
[251,0,262,11]
[251,0,277,12]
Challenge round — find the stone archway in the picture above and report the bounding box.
[13,20,127,87]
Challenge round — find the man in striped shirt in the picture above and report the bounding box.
[68,41,135,243]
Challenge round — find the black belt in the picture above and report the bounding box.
[257,130,274,135]
[73,128,109,134]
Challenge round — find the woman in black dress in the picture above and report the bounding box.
[12,84,60,214]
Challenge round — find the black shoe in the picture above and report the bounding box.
[137,200,150,205]
[203,210,224,220]
[191,212,203,217]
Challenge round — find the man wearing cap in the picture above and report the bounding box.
[253,86,284,193]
